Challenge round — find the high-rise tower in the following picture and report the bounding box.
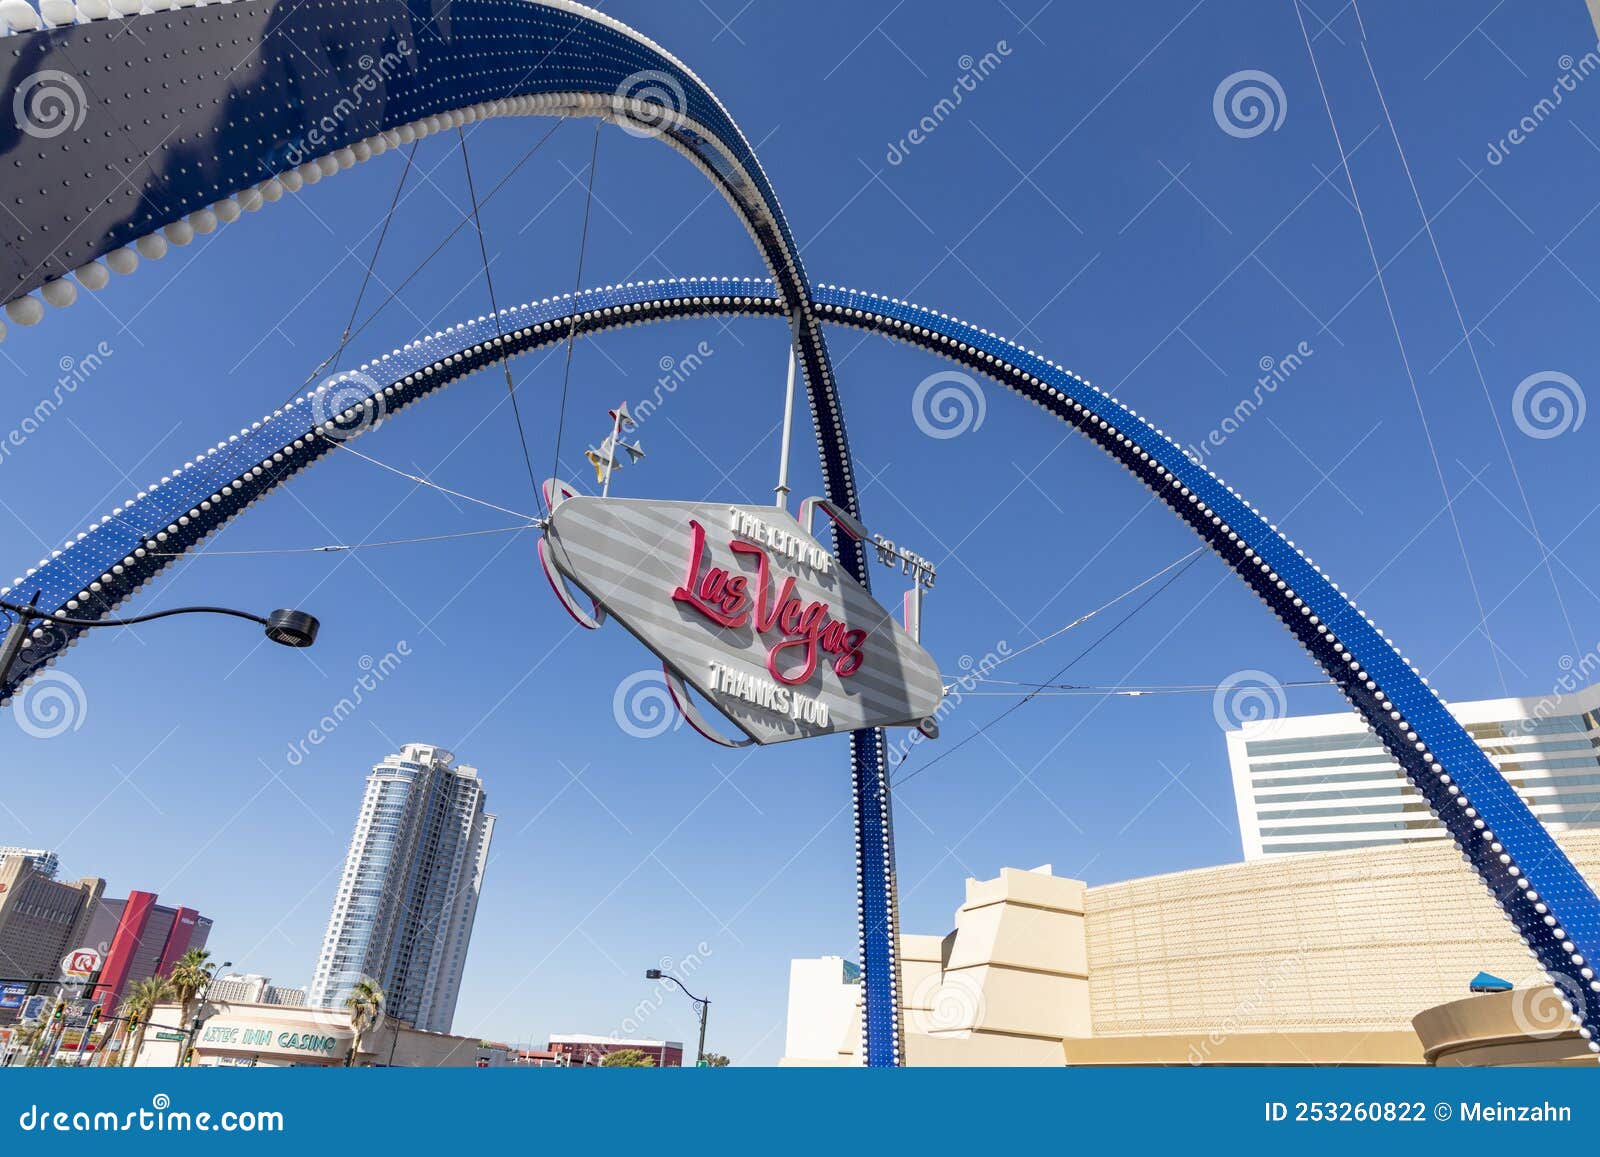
[309,744,494,1033]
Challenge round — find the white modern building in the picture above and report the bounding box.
[0,847,58,879]
[309,744,495,1033]
[1228,682,1600,858]
[208,973,308,1007]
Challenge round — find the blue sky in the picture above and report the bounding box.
[5,0,1600,1063]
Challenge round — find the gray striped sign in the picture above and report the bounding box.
[544,496,944,744]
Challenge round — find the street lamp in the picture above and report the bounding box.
[644,968,709,1067]
[176,959,232,1068]
[0,595,320,678]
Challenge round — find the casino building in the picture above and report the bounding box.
[0,857,102,1022]
[783,829,1600,1065]
[1228,682,1600,859]
[85,891,212,1014]
[131,997,510,1068]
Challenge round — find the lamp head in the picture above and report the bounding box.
[644,969,663,980]
[264,609,319,648]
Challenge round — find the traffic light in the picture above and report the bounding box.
[86,1005,101,1030]
[48,1001,64,1029]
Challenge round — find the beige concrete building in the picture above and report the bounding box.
[784,830,1600,1065]
[0,856,102,1015]
[130,998,507,1068]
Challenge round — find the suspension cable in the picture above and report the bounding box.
[956,679,1336,697]
[953,548,1204,691]
[322,441,537,520]
[322,118,569,368]
[893,551,1204,788]
[1293,0,1505,692]
[154,524,534,557]
[458,125,546,518]
[548,122,603,487]
[299,140,420,391]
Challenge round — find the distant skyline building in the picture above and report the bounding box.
[0,847,59,880]
[0,857,102,1020]
[309,744,495,1034]
[85,892,212,1012]
[547,1034,684,1067]
[208,973,307,1007]
[1229,682,1600,858]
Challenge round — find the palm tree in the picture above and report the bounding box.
[118,975,176,1067]
[343,977,385,1067]
[10,1022,43,1067]
[168,948,214,1025]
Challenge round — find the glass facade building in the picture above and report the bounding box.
[1229,682,1600,858]
[309,744,495,1033]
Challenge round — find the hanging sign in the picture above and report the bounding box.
[541,495,943,745]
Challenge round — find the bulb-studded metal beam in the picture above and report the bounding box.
[0,0,868,580]
[6,276,1600,1056]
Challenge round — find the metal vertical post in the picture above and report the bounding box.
[774,344,798,511]
[851,727,903,1066]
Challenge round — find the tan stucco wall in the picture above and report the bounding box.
[1413,989,1594,1066]
[788,830,1600,1066]
[1085,831,1600,1038]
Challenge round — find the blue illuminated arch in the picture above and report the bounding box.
[7,277,1600,1055]
[1,1,1596,1064]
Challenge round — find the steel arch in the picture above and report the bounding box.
[6,276,1600,1053]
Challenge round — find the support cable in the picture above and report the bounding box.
[1350,0,1581,657]
[153,524,533,558]
[1292,0,1507,692]
[458,125,545,517]
[300,141,420,391]
[548,122,603,487]
[322,441,537,520]
[892,552,1204,788]
[954,548,1204,689]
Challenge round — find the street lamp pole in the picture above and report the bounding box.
[0,596,320,681]
[177,960,231,1067]
[644,968,709,1067]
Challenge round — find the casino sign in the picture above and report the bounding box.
[540,489,943,746]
